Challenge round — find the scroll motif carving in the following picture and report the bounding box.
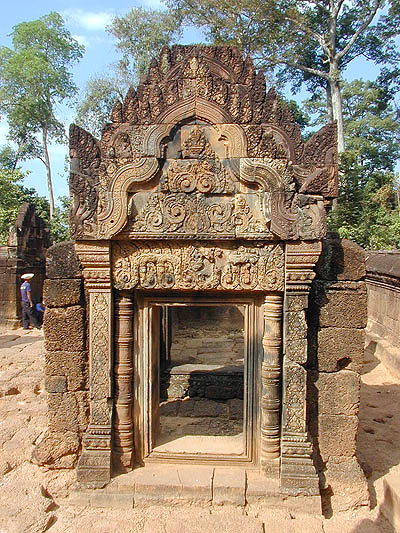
[282,362,306,434]
[112,241,284,292]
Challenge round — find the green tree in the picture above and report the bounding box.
[306,78,400,248]
[0,12,84,217]
[107,7,183,84]
[168,0,400,153]
[75,8,182,137]
[75,75,127,139]
[49,195,71,242]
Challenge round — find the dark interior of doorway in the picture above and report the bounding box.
[152,305,246,456]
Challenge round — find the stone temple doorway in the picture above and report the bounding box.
[133,293,262,465]
[69,46,338,494]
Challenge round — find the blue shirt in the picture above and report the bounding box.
[21,281,31,303]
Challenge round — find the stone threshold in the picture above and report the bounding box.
[69,464,321,513]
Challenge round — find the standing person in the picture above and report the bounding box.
[20,273,40,329]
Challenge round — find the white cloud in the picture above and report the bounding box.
[72,34,90,49]
[62,9,113,31]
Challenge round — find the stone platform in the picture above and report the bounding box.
[70,465,321,512]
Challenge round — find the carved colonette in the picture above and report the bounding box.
[281,241,322,495]
[113,292,134,472]
[75,242,113,487]
[261,293,283,474]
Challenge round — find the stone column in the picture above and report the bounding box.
[75,242,113,488]
[113,292,134,472]
[280,241,321,495]
[261,293,283,475]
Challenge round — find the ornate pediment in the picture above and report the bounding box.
[69,46,336,242]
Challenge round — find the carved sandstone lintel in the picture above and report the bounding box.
[261,293,283,474]
[113,292,135,472]
[75,242,113,487]
[280,241,321,495]
[112,240,284,292]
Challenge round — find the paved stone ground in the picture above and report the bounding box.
[0,328,397,532]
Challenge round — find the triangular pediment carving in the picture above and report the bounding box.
[69,45,337,242]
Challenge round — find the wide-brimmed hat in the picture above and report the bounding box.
[21,273,34,280]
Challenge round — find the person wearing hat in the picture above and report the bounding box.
[20,273,40,329]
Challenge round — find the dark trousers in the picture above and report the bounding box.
[21,301,40,329]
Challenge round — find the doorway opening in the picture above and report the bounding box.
[134,294,260,465]
[155,304,245,455]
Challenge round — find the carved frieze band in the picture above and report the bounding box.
[113,293,135,472]
[112,240,284,292]
[261,294,283,463]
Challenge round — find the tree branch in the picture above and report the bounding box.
[336,0,381,61]
[285,14,330,55]
[264,56,330,80]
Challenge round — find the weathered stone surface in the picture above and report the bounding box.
[44,306,86,352]
[32,430,80,469]
[46,241,82,279]
[310,414,358,459]
[313,281,367,329]
[322,457,370,511]
[45,375,67,393]
[45,350,88,392]
[47,391,89,435]
[316,327,364,372]
[213,467,246,506]
[316,237,366,281]
[43,278,82,307]
[308,370,360,416]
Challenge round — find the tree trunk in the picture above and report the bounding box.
[326,84,334,123]
[42,126,55,218]
[330,77,345,153]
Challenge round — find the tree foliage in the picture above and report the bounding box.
[309,78,400,249]
[75,8,182,137]
[0,12,84,216]
[75,75,127,139]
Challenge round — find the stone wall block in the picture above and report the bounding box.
[45,350,88,391]
[47,391,89,435]
[32,430,80,469]
[317,327,364,372]
[313,281,367,329]
[44,306,86,352]
[45,376,67,393]
[46,241,82,279]
[308,370,360,417]
[316,238,366,281]
[310,414,358,460]
[43,279,82,308]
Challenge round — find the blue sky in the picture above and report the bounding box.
[0,2,391,203]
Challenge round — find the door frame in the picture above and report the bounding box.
[133,291,263,466]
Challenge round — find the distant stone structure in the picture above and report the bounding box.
[0,203,50,330]
[39,46,367,509]
[366,250,400,377]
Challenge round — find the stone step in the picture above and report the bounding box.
[69,465,321,513]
